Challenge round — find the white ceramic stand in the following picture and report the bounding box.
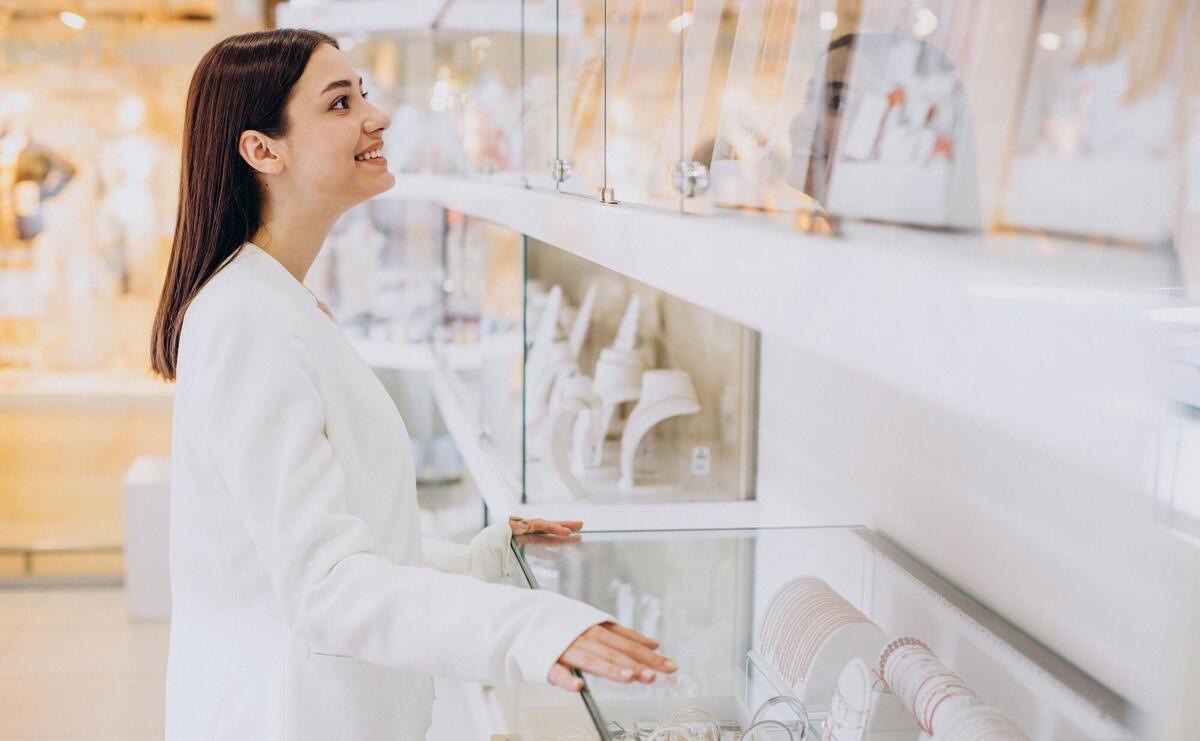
[526,340,578,434]
[583,294,645,466]
[587,347,646,466]
[825,658,922,741]
[540,375,599,501]
[797,622,889,710]
[619,369,701,491]
[568,284,597,360]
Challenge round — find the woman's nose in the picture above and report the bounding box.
[366,105,391,134]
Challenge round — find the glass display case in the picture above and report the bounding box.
[346,0,1191,251]
[503,527,1136,741]
[433,211,526,489]
[523,238,758,505]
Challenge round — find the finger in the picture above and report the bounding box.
[524,519,568,536]
[548,662,584,692]
[558,520,584,531]
[539,520,576,536]
[577,638,660,683]
[602,622,662,650]
[562,646,636,684]
[524,534,582,546]
[594,628,677,672]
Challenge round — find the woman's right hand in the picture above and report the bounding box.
[548,622,677,691]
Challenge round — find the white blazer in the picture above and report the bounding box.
[164,242,610,741]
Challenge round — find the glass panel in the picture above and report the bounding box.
[700,1,1029,233]
[510,527,870,738]
[308,201,455,484]
[437,211,525,486]
[522,238,757,505]
[706,1,841,215]
[604,0,685,209]
[524,0,562,188]
[557,0,607,197]
[431,3,524,180]
[339,33,455,175]
[1176,3,1200,280]
[509,527,1138,740]
[680,0,742,215]
[1001,0,1188,244]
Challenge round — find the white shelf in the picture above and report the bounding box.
[381,174,1181,483]
[428,346,523,520]
[0,371,174,412]
[510,499,762,531]
[382,174,1175,340]
[275,0,565,35]
[425,342,765,529]
[351,332,520,372]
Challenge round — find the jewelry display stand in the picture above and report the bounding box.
[539,375,598,501]
[567,284,597,361]
[585,347,645,465]
[504,528,1134,741]
[526,340,579,436]
[937,705,1030,741]
[755,577,889,712]
[525,284,562,376]
[821,658,921,741]
[618,369,701,492]
[587,295,644,466]
[878,639,980,739]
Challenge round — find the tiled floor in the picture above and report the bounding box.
[0,483,491,741]
[0,586,166,741]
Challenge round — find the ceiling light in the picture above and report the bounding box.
[912,8,938,38]
[1039,32,1063,51]
[667,12,693,33]
[59,11,86,30]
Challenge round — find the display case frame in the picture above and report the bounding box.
[505,526,1137,741]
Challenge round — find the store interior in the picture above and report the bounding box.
[2,0,1200,739]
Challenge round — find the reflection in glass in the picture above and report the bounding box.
[708,3,984,231]
[558,0,607,196]
[1003,0,1187,244]
[605,0,684,207]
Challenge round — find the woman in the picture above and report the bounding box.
[151,29,675,741]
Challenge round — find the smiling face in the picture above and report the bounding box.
[253,43,394,213]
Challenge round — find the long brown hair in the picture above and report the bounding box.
[150,29,337,380]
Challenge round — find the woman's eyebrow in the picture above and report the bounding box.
[320,76,363,95]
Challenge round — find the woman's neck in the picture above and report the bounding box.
[250,201,340,284]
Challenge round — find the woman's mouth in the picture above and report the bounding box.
[355,147,387,165]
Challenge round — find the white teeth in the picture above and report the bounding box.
[355,148,384,161]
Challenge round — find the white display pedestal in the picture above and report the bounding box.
[122,456,171,621]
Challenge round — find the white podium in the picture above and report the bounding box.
[122,456,172,621]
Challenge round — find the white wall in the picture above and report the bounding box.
[752,295,1195,736]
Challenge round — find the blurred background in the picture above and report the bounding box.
[1,0,1200,739]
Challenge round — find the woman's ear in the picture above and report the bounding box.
[238,130,284,175]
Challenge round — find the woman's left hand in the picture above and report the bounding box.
[509,516,583,538]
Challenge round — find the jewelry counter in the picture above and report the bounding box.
[500,527,1136,741]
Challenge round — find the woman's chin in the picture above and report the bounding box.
[368,170,397,198]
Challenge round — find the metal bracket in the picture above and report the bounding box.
[671,161,710,198]
[550,158,572,183]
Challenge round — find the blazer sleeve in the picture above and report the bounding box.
[422,523,514,582]
[197,307,610,686]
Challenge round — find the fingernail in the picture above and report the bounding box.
[664,660,677,671]
[640,668,656,681]
[619,668,634,679]
[573,679,584,690]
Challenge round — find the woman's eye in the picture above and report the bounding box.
[332,96,348,110]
